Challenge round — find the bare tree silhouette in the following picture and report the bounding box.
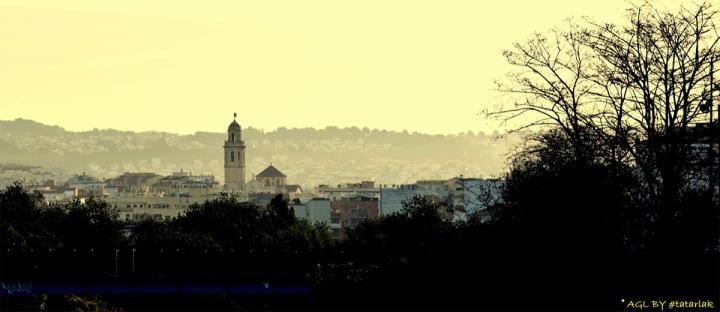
[492,1,720,252]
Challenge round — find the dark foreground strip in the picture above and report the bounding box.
[1,281,310,296]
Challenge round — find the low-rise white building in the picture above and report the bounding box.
[379,185,420,215]
[379,177,504,219]
[67,172,106,191]
[315,181,379,201]
[291,197,331,225]
[105,191,210,221]
[447,177,504,213]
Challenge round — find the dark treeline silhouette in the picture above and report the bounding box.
[2,173,717,310]
[1,187,331,275]
[1,186,333,310]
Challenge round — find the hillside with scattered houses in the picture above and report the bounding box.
[0,118,525,188]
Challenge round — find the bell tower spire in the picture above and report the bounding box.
[224,113,245,192]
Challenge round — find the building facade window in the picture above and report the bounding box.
[231,151,235,162]
[231,133,235,142]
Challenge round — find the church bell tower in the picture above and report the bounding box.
[224,113,246,191]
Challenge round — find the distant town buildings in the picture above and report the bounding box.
[1,118,514,193]
[316,181,379,201]
[251,164,287,194]
[26,114,503,238]
[286,184,304,199]
[67,172,106,192]
[291,198,332,227]
[106,172,161,192]
[329,195,379,239]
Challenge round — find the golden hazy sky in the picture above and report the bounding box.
[0,0,680,134]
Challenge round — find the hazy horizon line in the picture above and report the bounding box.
[2,117,518,137]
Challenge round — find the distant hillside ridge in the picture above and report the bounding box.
[0,118,526,189]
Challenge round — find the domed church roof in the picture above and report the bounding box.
[228,113,241,132]
[256,164,286,178]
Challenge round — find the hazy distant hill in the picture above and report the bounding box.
[0,118,525,189]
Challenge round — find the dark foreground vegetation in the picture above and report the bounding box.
[2,157,718,311]
[2,1,720,311]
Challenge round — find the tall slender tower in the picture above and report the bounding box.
[224,113,246,191]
